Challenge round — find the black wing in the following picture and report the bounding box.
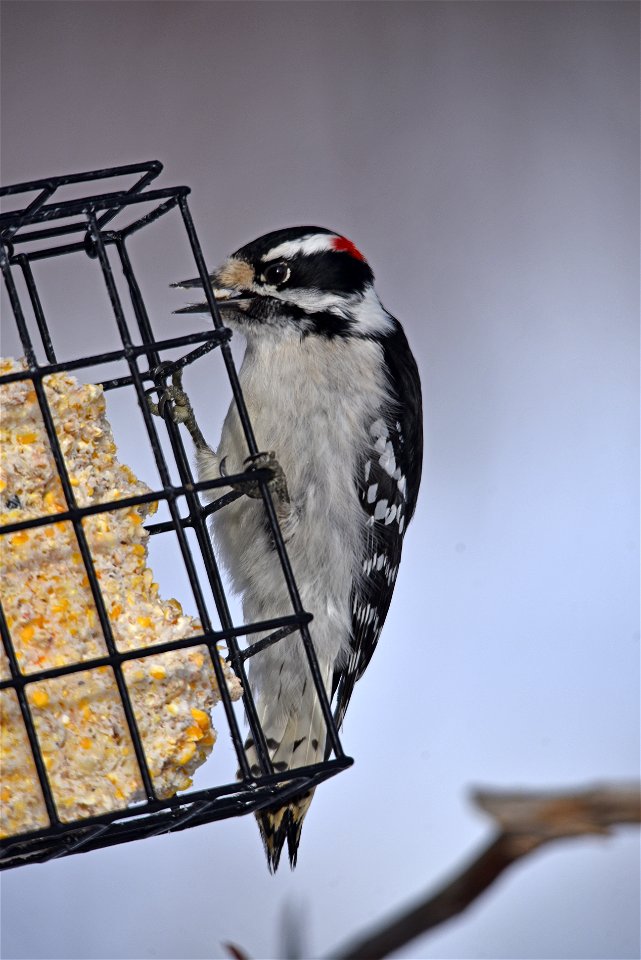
[332,319,423,729]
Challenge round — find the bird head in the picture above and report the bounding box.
[173,226,392,340]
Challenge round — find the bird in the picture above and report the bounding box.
[169,226,423,870]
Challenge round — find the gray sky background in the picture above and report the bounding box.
[0,3,639,959]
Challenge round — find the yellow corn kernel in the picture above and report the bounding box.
[52,599,69,614]
[185,725,204,742]
[19,624,35,644]
[166,702,179,717]
[133,544,146,557]
[31,689,49,708]
[70,476,80,487]
[16,432,37,444]
[0,479,6,492]
[110,604,123,618]
[149,664,166,681]
[79,737,92,750]
[190,708,210,731]
[10,532,29,546]
[71,552,82,564]
[128,512,143,525]
[176,742,196,765]
[45,527,55,538]
[136,616,152,629]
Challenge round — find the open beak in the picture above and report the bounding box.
[171,274,254,315]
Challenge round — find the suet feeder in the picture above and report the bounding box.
[0,161,351,869]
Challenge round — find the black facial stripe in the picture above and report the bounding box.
[246,296,354,339]
[301,309,354,339]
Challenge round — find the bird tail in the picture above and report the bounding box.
[246,674,331,872]
[256,789,315,872]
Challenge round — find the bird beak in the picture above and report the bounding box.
[171,273,254,315]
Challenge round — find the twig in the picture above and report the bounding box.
[222,943,252,960]
[332,783,640,960]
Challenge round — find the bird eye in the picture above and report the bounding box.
[262,262,290,286]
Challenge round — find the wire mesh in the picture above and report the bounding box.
[0,161,351,870]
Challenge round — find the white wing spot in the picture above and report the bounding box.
[367,483,378,504]
[374,435,387,454]
[374,499,388,521]
[364,460,371,481]
[376,554,385,571]
[385,505,397,525]
[399,515,406,533]
[397,475,407,498]
[379,441,396,476]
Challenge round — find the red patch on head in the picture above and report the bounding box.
[331,235,367,262]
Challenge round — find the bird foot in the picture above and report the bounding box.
[235,451,290,505]
[146,367,208,450]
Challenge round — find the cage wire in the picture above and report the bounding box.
[0,161,351,870]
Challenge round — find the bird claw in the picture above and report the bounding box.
[147,369,289,505]
[146,367,208,449]
[236,451,290,504]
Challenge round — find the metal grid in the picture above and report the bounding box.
[0,161,351,869]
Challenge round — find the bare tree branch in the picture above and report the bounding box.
[333,783,641,960]
[222,943,253,960]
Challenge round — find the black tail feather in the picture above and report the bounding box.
[257,791,312,872]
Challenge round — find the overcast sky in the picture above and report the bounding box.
[1,3,639,959]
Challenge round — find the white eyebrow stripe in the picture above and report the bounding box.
[261,234,336,262]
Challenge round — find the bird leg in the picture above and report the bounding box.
[146,367,208,451]
[148,369,295,529]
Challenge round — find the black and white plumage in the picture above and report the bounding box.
[174,226,422,870]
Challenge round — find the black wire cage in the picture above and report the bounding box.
[0,161,351,870]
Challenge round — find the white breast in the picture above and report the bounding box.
[199,330,388,704]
